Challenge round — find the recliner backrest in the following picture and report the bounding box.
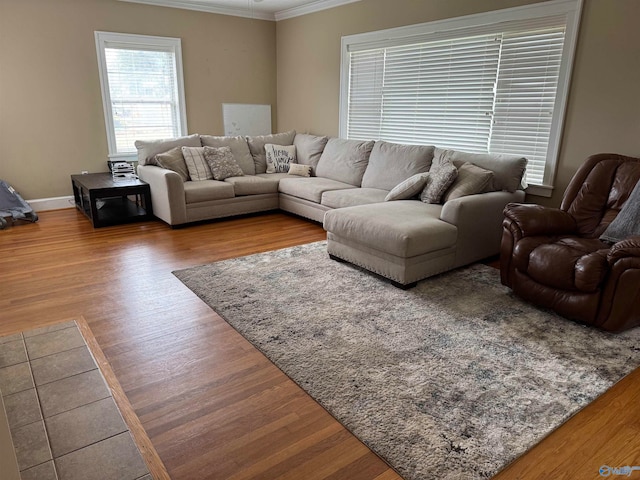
[561,154,640,238]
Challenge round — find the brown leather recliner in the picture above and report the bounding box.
[500,153,640,332]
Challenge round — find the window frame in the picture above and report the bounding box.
[339,0,583,197]
[95,31,188,161]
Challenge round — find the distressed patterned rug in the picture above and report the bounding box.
[173,242,640,480]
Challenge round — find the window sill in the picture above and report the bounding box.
[525,184,554,198]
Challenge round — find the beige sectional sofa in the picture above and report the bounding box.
[136,131,526,287]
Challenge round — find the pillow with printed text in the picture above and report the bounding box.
[265,144,297,173]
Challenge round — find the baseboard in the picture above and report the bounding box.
[25,196,75,212]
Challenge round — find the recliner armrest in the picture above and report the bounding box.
[607,235,640,264]
[503,203,577,237]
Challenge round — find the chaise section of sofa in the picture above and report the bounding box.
[325,201,457,287]
[324,148,527,287]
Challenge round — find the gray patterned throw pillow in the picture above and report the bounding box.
[203,146,245,181]
[420,160,458,204]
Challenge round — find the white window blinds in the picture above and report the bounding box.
[104,48,179,152]
[95,32,187,159]
[347,49,384,141]
[489,26,566,185]
[373,34,500,151]
[341,0,581,190]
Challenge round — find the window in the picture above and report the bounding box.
[95,32,187,161]
[340,0,582,195]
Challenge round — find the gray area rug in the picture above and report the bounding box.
[173,241,640,480]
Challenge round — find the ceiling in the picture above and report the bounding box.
[118,0,361,21]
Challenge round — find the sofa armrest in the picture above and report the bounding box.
[137,164,187,225]
[503,203,577,238]
[607,235,640,264]
[441,190,525,267]
[598,239,640,331]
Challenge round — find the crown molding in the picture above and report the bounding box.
[275,0,361,21]
[118,0,362,21]
[118,0,276,21]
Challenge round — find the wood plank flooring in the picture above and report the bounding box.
[1,208,638,479]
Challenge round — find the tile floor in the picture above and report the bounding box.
[0,321,151,480]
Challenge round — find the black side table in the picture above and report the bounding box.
[71,173,153,228]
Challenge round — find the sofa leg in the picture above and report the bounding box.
[391,279,417,290]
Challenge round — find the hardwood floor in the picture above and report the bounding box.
[1,209,638,479]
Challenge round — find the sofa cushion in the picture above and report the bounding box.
[362,141,434,190]
[524,237,610,292]
[182,146,213,181]
[265,144,296,173]
[293,133,329,175]
[136,134,201,166]
[278,177,357,203]
[420,160,458,204]
[316,138,374,187]
[324,201,456,258]
[443,162,494,202]
[204,146,245,181]
[200,135,255,175]
[385,173,430,201]
[255,173,290,182]
[247,131,296,174]
[223,176,279,196]
[184,180,234,203]
[434,148,527,193]
[321,188,388,209]
[154,147,190,182]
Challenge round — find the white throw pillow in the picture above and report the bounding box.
[288,164,312,177]
[247,131,296,174]
[182,146,213,181]
[265,144,297,173]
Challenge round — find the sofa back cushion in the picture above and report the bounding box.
[315,138,375,187]
[200,135,255,175]
[247,131,296,174]
[362,141,434,190]
[433,147,527,193]
[293,134,329,175]
[135,134,201,166]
